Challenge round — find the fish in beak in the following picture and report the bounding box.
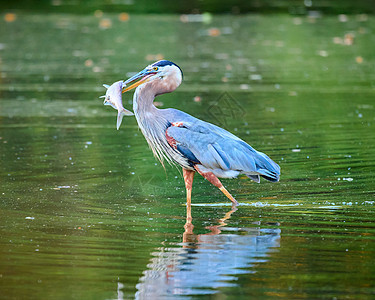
[100,80,134,130]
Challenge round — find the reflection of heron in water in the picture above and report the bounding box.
[134,203,280,299]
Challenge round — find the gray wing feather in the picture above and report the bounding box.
[167,121,280,181]
[208,144,231,169]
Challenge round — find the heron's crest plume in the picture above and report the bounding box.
[151,60,183,79]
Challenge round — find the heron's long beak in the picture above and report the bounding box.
[122,69,157,93]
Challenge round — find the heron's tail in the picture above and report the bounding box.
[245,150,280,183]
[259,169,280,182]
[246,169,279,183]
[256,151,280,182]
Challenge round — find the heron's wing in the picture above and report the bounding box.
[166,121,280,181]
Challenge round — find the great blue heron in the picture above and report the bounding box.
[122,60,280,215]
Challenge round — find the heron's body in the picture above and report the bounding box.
[123,60,280,210]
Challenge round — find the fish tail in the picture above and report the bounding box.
[116,108,134,130]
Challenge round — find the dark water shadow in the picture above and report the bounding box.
[134,204,281,299]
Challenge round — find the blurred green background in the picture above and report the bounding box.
[1,0,375,14]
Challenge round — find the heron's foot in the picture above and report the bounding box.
[219,186,239,206]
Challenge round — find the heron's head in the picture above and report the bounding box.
[123,60,183,95]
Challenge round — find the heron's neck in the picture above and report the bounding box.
[133,85,158,118]
[131,74,188,169]
[132,83,174,167]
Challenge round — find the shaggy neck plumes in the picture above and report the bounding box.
[131,66,185,168]
[132,82,177,168]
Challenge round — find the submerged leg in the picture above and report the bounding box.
[194,165,239,206]
[183,168,195,221]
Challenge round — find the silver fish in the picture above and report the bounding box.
[100,80,134,130]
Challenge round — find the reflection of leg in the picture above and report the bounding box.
[194,165,239,206]
[204,204,238,236]
[219,205,238,227]
[183,168,195,221]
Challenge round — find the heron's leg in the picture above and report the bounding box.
[194,165,239,206]
[183,168,195,221]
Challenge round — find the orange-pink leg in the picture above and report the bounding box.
[194,165,239,206]
[183,168,195,221]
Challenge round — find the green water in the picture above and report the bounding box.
[1,12,375,299]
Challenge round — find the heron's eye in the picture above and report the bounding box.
[153,67,158,71]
